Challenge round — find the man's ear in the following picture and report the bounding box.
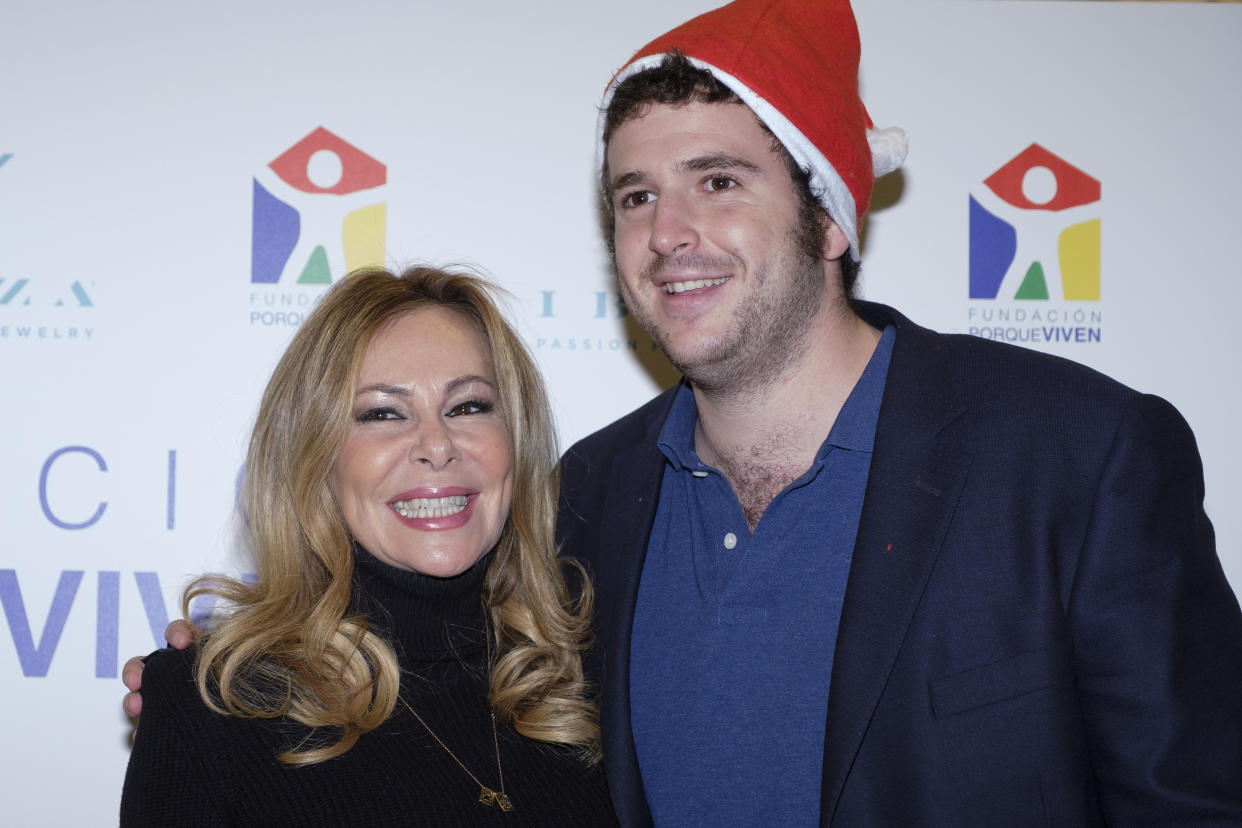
[822,220,851,262]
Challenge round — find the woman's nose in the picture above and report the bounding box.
[409,418,458,469]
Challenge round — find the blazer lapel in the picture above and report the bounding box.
[594,437,665,697]
[591,393,674,827]
[819,306,973,823]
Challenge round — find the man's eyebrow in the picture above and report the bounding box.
[678,153,760,174]
[610,154,760,195]
[611,170,648,192]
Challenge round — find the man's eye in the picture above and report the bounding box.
[357,407,402,422]
[620,190,652,208]
[707,176,735,192]
[448,400,494,417]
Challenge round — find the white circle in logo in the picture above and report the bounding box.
[306,149,344,189]
[1021,166,1058,206]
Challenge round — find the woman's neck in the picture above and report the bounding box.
[350,545,491,663]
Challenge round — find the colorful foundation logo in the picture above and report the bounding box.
[969,144,1100,301]
[251,127,386,284]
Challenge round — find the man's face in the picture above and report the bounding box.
[606,100,848,391]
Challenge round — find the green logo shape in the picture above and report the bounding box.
[298,246,332,284]
[1015,261,1049,300]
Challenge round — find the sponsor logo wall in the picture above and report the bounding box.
[0,152,96,342]
[2,0,1239,822]
[968,143,1104,345]
[250,127,387,327]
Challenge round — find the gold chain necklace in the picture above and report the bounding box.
[397,605,513,812]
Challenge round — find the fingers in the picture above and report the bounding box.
[165,619,194,649]
[123,619,194,717]
[122,654,145,717]
[122,656,145,692]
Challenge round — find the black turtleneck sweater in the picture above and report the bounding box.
[120,550,617,826]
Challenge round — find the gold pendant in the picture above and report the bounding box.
[479,787,515,812]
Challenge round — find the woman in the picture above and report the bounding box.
[121,266,616,826]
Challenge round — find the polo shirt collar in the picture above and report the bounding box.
[656,324,895,473]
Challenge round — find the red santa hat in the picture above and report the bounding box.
[598,0,907,260]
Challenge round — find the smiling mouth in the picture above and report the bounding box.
[664,276,729,294]
[390,495,468,519]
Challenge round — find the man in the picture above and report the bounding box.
[555,0,1242,825]
[127,0,1242,824]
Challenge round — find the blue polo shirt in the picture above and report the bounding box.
[629,325,895,827]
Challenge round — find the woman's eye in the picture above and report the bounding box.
[357,407,402,422]
[448,400,494,417]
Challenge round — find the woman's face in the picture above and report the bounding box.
[332,306,515,577]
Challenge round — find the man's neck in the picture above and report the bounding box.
[692,306,881,530]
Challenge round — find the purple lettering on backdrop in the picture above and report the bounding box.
[166,450,177,530]
[39,446,107,530]
[3,570,263,678]
[133,573,170,648]
[0,570,84,676]
[95,572,120,677]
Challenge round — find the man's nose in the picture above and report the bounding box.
[650,192,699,257]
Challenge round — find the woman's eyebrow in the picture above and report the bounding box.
[353,375,496,398]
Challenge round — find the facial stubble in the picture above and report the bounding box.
[624,229,827,396]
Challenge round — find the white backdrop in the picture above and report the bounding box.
[3,1,1240,823]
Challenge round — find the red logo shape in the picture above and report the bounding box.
[983,143,1099,212]
[268,126,387,195]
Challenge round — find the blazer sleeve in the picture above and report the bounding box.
[120,649,227,827]
[1069,394,1242,822]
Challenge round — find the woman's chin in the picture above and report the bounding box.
[394,550,489,579]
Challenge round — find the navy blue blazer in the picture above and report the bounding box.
[557,303,1242,827]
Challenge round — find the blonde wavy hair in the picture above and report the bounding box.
[184,265,600,765]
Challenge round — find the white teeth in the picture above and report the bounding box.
[665,277,728,294]
[391,495,468,519]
